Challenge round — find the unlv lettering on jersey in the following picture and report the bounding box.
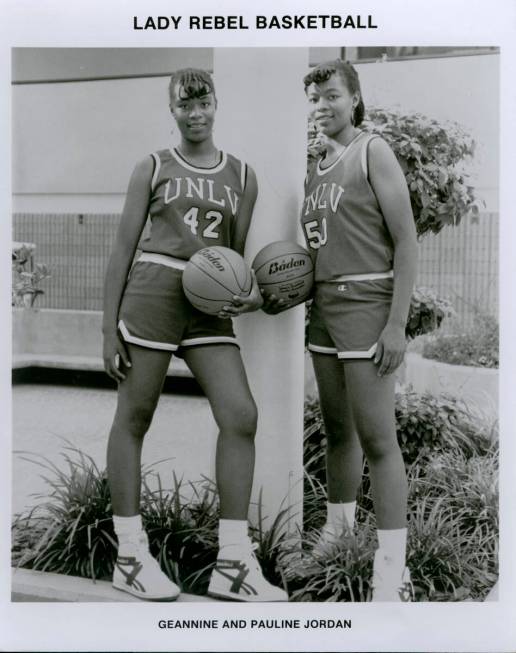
[164,177,239,214]
[303,182,345,216]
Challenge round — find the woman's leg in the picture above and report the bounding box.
[183,344,257,520]
[107,343,180,600]
[343,360,411,601]
[183,343,287,602]
[311,352,363,505]
[107,343,172,516]
[343,361,406,529]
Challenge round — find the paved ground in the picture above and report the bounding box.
[12,383,216,516]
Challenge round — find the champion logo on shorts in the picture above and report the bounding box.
[337,283,348,292]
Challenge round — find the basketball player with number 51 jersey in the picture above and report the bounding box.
[301,60,418,601]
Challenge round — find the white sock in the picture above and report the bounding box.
[377,528,407,567]
[218,519,249,557]
[327,501,356,531]
[113,514,144,554]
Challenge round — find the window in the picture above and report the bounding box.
[343,46,499,63]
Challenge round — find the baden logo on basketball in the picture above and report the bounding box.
[268,258,306,275]
[199,249,225,272]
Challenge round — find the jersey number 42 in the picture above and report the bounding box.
[183,206,223,239]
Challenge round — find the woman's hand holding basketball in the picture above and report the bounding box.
[260,291,289,315]
[374,324,407,377]
[103,331,131,382]
[218,270,264,318]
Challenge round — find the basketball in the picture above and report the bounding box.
[252,241,314,306]
[182,246,252,315]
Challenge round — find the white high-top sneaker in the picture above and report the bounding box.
[371,549,414,602]
[208,540,288,602]
[113,532,180,601]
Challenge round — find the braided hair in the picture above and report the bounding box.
[303,60,365,126]
[168,68,216,103]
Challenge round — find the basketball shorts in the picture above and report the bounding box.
[307,272,394,361]
[118,253,238,355]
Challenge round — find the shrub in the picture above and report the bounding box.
[304,388,492,471]
[12,448,289,595]
[287,436,498,602]
[297,390,498,601]
[407,444,498,600]
[395,390,493,465]
[12,243,51,308]
[281,523,377,602]
[406,287,455,340]
[13,390,498,602]
[139,472,220,593]
[12,448,116,579]
[363,108,480,237]
[423,313,499,368]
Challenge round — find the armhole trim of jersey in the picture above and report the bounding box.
[361,134,380,180]
[150,152,160,192]
[240,161,248,192]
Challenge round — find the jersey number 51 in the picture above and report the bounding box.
[304,218,328,250]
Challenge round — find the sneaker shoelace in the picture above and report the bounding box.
[239,542,261,571]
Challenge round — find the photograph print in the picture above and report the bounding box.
[10,46,499,609]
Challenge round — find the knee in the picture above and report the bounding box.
[116,401,155,437]
[359,430,397,463]
[218,400,258,440]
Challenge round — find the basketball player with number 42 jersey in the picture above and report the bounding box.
[301,60,418,602]
[103,68,287,603]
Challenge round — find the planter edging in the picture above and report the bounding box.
[11,567,215,603]
[404,352,498,417]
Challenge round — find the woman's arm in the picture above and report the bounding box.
[231,165,258,256]
[102,156,153,380]
[220,165,264,316]
[368,137,418,376]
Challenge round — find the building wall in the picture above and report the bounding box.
[12,49,499,213]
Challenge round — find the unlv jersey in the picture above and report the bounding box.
[140,148,247,259]
[301,131,394,282]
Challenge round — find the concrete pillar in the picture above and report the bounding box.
[213,48,308,531]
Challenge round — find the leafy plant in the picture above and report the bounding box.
[394,390,493,465]
[406,287,455,339]
[12,390,498,602]
[12,243,51,308]
[280,523,377,602]
[304,388,493,472]
[407,444,498,600]
[11,447,290,596]
[287,438,498,602]
[250,489,293,589]
[308,108,481,237]
[12,446,116,580]
[139,472,220,593]
[423,312,499,368]
[364,108,481,236]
